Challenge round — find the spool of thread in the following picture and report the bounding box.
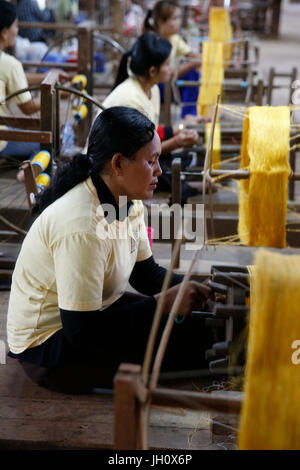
[71,74,87,90]
[36,172,51,190]
[73,103,88,122]
[31,150,51,175]
[71,90,87,110]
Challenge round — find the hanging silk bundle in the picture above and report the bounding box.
[239,249,300,450]
[238,106,291,248]
[209,7,233,66]
[197,41,224,117]
[205,122,221,169]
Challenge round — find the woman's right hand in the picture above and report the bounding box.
[154,280,211,316]
[176,129,199,148]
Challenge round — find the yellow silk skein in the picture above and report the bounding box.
[239,248,300,449]
[197,41,224,117]
[209,7,233,66]
[238,106,291,248]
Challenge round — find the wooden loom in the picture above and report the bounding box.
[113,98,300,450]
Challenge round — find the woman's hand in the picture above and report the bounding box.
[154,280,211,316]
[175,129,199,148]
[183,114,211,125]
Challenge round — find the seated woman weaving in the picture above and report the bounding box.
[7,107,213,394]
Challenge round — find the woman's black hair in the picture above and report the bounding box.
[113,32,172,89]
[0,0,17,33]
[32,106,156,215]
[143,1,180,33]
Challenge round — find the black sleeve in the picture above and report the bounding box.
[163,125,174,140]
[129,255,183,296]
[60,295,157,349]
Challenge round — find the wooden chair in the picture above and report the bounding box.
[267,67,297,106]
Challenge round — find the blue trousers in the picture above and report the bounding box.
[0,139,40,161]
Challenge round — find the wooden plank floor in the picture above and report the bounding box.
[0,271,238,450]
[0,178,28,210]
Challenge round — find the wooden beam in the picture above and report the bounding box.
[0,130,52,143]
[21,161,38,209]
[151,387,243,414]
[114,364,143,450]
[0,117,40,129]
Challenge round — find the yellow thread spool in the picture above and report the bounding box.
[36,172,51,190]
[31,151,51,174]
[72,103,88,122]
[71,74,87,89]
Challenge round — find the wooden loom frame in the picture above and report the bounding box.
[113,105,243,450]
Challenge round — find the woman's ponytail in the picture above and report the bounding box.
[112,50,132,90]
[143,9,156,33]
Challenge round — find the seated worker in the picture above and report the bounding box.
[17,0,55,43]
[143,0,201,78]
[143,0,202,117]
[0,1,67,165]
[7,106,213,394]
[97,33,207,202]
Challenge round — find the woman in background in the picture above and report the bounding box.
[143,0,201,78]
[101,33,206,201]
[144,0,202,117]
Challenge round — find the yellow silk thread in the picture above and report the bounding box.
[205,121,221,169]
[238,106,291,248]
[239,249,300,449]
[197,41,224,117]
[209,7,233,66]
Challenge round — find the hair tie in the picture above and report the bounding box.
[83,154,93,174]
[127,55,135,78]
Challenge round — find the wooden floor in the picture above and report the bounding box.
[0,178,28,210]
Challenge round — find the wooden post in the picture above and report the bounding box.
[267,67,275,105]
[78,21,95,142]
[113,0,123,43]
[114,364,143,450]
[78,21,95,97]
[171,158,181,269]
[40,70,59,175]
[22,161,38,209]
[289,149,296,201]
[255,79,264,106]
[270,0,282,37]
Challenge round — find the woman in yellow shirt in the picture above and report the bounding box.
[101,33,206,202]
[143,0,201,77]
[7,106,213,394]
[143,1,203,118]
